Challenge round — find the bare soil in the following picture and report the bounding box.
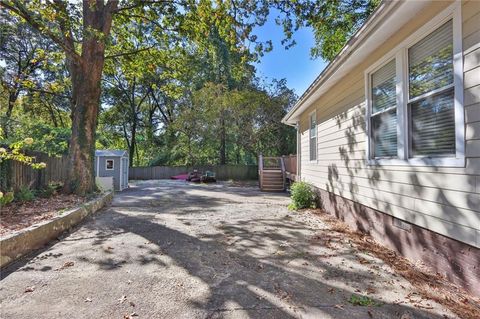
[0,194,85,237]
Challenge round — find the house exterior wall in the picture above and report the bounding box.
[297,1,480,295]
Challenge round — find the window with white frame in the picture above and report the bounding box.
[408,20,455,157]
[309,112,317,161]
[106,159,114,170]
[370,59,397,158]
[366,4,463,167]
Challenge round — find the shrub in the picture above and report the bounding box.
[289,181,316,210]
[0,191,14,206]
[37,182,63,198]
[15,186,35,202]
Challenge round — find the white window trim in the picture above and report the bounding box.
[106,159,114,170]
[364,2,464,167]
[309,110,318,162]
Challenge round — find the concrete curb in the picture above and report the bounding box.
[0,191,114,268]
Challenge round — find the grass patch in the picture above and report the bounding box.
[348,294,382,307]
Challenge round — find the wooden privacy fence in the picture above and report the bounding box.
[0,152,69,191]
[283,155,297,174]
[129,165,258,181]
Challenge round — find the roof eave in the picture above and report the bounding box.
[282,0,401,125]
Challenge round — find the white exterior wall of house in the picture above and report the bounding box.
[293,1,479,248]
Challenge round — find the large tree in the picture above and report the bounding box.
[1,0,120,194]
[1,0,378,194]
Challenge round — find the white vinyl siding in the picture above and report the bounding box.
[299,1,480,248]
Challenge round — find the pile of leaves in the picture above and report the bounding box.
[310,209,480,319]
[0,194,85,237]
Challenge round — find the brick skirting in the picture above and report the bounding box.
[315,187,480,297]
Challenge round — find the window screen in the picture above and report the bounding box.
[408,20,455,156]
[370,59,397,158]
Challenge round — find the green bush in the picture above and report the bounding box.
[0,191,14,206]
[37,182,63,198]
[15,186,35,202]
[288,181,316,210]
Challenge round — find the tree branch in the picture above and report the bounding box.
[0,0,82,64]
[25,87,71,99]
[105,46,153,59]
[112,0,183,13]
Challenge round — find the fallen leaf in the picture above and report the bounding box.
[124,312,138,318]
[55,261,74,271]
[118,295,127,303]
[366,287,377,294]
[24,286,35,293]
[334,304,344,310]
[84,297,92,302]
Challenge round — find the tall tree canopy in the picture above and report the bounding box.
[1,0,379,195]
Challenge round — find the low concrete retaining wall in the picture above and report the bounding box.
[0,191,113,268]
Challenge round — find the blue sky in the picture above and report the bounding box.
[253,12,327,96]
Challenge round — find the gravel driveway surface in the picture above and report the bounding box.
[0,180,457,318]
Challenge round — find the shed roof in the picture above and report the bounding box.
[95,150,128,157]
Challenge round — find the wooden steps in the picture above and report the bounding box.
[258,154,297,192]
[260,169,284,192]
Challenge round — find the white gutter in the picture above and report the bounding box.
[282,0,420,125]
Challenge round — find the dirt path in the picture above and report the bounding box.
[0,180,458,318]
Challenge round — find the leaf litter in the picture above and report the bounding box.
[309,209,480,319]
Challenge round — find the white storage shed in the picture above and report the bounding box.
[94,150,129,191]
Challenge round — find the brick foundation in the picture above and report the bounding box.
[315,187,480,297]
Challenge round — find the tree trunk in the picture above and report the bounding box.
[64,1,116,195]
[65,60,103,194]
[129,121,136,167]
[219,113,226,165]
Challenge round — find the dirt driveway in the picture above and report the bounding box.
[0,180,458,318]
